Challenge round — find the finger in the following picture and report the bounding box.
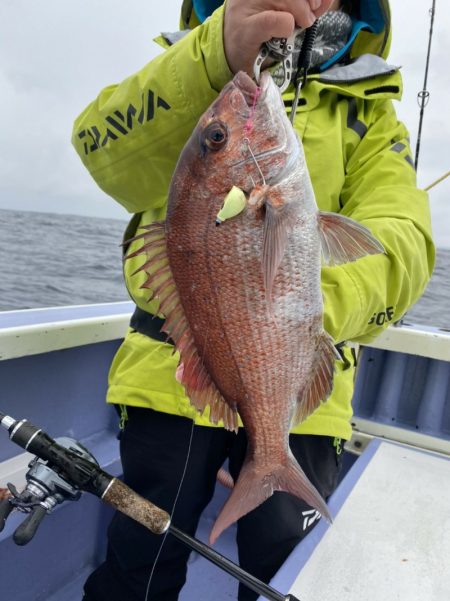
[309,0,322,10]
[280,0,317,28]
[279,0,335,27]
[312,0,336,18]
[232,11,295,74]
[249,10,296,43]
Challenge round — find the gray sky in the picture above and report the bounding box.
[1,0,448,247]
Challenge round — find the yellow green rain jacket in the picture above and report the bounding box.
[72,0,434,440]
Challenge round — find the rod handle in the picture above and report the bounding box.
[102,478,170,535]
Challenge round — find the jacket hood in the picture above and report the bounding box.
[351,0,392,59]
[181,0,392,59]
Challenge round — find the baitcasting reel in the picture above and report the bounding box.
[0,436,98,545]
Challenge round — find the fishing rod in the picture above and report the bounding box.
[414,0,437,171]
[424,169,450,192]
[0,411,301,601]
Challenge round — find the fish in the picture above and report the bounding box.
[126,70,384,544]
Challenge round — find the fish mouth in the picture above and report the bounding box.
[233,72,259,106]
[233,71,273,105]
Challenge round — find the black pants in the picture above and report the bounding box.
[83,408,342,601]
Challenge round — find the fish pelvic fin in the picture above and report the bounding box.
[293,331,340,426]
[318,211,385,266]
[262,200,294,312]
[124,223,239,433]
[209,453,331,545]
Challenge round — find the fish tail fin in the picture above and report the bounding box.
[209,455,331,545]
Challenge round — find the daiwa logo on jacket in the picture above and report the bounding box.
[76,89,170,155]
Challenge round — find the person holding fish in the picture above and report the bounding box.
[73,1,434,600]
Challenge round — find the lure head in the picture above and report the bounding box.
[215,186,247,225]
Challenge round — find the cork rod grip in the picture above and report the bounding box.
[102,478,171,535]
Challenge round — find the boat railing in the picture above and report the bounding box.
[350,322,450,457]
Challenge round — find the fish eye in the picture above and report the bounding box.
[202,121,228,151]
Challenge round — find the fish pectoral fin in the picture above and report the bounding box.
[293,332,338,426]
[125,222,239,433]
[317,211,385,266]
[263,200,294,310]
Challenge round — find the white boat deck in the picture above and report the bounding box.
[267,439,450,601]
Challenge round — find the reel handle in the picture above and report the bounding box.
[0,498,13,532]
[13,505,47,545]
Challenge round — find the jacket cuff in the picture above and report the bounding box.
[322,264,364,344]
[202,5,234,92]
[171,5,233,123]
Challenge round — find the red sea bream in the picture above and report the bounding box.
[127,70,384,544]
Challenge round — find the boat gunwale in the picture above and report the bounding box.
[0,302,449,362]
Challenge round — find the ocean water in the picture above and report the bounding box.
[0,209,128,310]
[0,208,448,330]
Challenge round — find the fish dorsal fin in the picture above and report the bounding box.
[292,332,339,426]
[125,222,239,433]
[318,212,385,266]
[262,200,293,310]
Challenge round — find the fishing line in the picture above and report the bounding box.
[143,417,196,601]
[243,138,266,185]
[244,86,262,134]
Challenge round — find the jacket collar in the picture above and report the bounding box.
[180,0,392,60]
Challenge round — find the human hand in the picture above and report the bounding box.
[223,0,335,76]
